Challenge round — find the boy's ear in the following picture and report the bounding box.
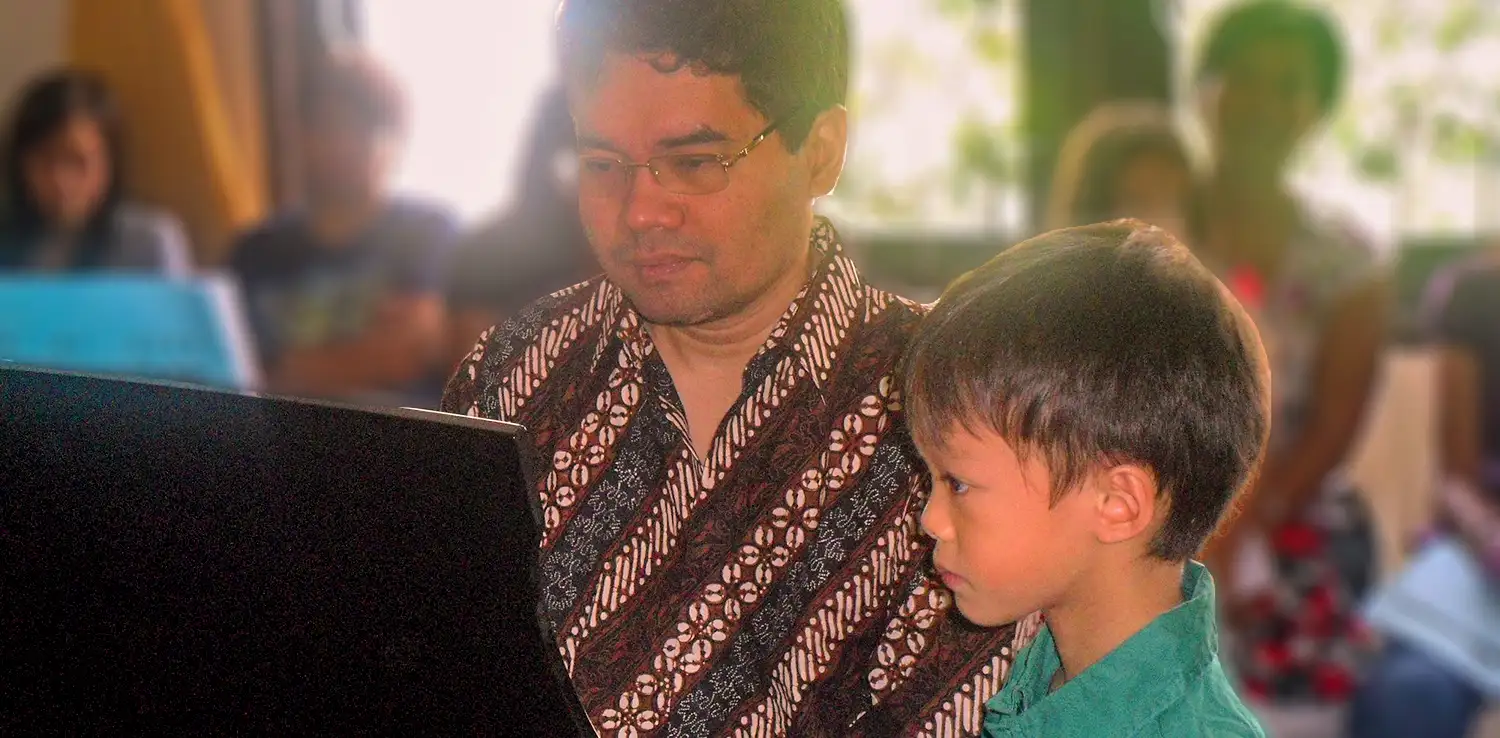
[1092,463,1159,546]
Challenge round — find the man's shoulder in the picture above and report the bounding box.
[841,282,931,373]
[850,274,931,332]
[469,276,612,361]
[442,276,611,418]
[865,283,932,320]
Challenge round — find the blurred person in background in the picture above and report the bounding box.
[228,50,458,406]
[1345,247,1500,738]
[444,84,595,370]
[0,69,190,274]
[1191,0,1391,713]
[1045,101,1193,238]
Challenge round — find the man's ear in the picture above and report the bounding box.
[802,105,848,198]
[1092,463,1159,546]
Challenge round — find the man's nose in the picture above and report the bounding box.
[622,165,685,233]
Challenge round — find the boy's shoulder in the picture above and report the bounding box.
[1141,666,1265,737]
[1100,564,1265,737]
[985,564,1264,738]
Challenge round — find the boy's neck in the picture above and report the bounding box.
[1045,558,1185,688]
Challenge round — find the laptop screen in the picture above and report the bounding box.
[0,367,590,735]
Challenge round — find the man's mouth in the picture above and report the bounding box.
[628,255,697,281]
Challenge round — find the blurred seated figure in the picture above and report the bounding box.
[444,85,595,369]
[228,50,458,405]
[0,69,190,274]
[1045,101,1193,237]
[1347,247,1500,738]
[1189,1,1389,718]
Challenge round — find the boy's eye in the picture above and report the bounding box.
[944,474,970,495]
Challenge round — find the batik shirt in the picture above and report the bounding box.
[443,218,1025,737]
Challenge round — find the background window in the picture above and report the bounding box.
[365,1,559,221]
[1173,0,1500,241]
[823,0,1026,235]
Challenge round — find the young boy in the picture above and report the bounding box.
[904,220,1270,737]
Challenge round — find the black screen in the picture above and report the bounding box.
[0,367,590,735]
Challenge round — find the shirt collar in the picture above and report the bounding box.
[589,217,866,391]
[985,562,1220,735]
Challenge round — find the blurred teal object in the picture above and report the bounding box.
[1363,537,1500,698]
[0,275,259,390]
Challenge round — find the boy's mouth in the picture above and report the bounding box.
[934,564,966,591]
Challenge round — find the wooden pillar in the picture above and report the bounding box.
[1023,0,1174,231]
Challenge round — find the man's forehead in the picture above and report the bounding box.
[568,53,763,145]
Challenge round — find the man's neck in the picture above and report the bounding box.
[648,242,816,456]
[1045,557,1184,688]
[648,246,816,377]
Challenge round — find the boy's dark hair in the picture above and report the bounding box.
[1196,0,1346,115]
[301,50,408,133]
[556,0,849,151]
[904,220,1270,561]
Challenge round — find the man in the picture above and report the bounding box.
[444,1,1019,734]
[230,51,458,406]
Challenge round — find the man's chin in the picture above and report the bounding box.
[620,283,745,329]
[627,295,721,328]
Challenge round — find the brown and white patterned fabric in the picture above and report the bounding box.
[443,218,1024,737]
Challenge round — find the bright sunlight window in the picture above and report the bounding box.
[365,2,560,222]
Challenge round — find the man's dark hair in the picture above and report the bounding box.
[903,220,1270,561]
[1196,0,1346,115]
[556,0,849,150]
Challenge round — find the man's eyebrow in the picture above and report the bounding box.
[576,135,620,153]
[656,126,731,149]
[576,126,733,155]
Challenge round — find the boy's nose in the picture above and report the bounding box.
[919,489,951,541]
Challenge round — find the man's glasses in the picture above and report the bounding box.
[576,119,784,197]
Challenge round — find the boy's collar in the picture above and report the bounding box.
[986,563,1220,734]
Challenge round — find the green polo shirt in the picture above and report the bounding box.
[984,562,1264,737]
